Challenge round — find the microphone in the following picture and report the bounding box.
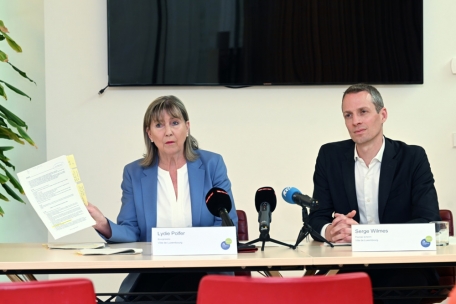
[205,187,234,227]
[255,187,277,233]
[282,187,319,210]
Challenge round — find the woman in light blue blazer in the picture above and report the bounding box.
[88,95,238,296]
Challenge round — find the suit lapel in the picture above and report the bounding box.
[141,164,158,241]
[343,148,359,220]
[378,139,397,222]
[187,157,204,226]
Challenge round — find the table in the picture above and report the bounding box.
[303,239,456,270]
[300,239,456,301]
[0,242,310,275]
[1,241,455,302]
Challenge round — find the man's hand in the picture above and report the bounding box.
[325,210,358,243]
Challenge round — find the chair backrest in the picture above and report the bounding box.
[197,273,373,304]
[0,278,96,304]
[439,209,454,236]
[236,209,249,241]
[449,285,456,304]
[421,209,456,304]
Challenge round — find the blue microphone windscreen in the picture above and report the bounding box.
[282,187,301,204]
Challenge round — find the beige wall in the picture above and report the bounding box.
[2,0,456,293]
[43,0,456,243]
[42,0,456,291]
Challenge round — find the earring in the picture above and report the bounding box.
[150,139,154,143]
[186,133,188,137]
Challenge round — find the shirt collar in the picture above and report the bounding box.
[354,136,385,162]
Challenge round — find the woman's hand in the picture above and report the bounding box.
[87,202,112,239]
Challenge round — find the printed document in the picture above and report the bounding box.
[17,155,95,239]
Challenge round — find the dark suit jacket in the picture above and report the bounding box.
[309,137,440,237]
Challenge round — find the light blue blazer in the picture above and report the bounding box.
[102,149,238,295]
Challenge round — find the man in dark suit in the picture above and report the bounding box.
[308,84,441,304]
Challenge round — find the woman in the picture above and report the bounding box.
[88,95,238,295]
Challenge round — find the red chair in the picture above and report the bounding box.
[0,278,96,304]
[421,209,455,304]
[235,209,252,277]
[236,210,249,241]
[439,209,454,236]
[449,284,456,304]
[197,273,373,304]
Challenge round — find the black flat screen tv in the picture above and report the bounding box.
[107,0,423,86]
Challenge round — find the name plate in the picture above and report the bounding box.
[152,226,237,256]
[352,223,436,251]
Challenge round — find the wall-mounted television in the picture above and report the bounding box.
[107,0,423,86]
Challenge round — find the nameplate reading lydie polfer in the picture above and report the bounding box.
[152,226,237,256]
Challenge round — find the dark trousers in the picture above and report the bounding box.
[131,272,207,293]
[338,268,439,304]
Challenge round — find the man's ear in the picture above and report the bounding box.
[380,108,388,123]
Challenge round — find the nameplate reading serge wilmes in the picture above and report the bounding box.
[352,223,436,252]
[152,226,237,256]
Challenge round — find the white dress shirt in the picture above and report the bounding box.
[156,164,193,228]
[354,138,385,224]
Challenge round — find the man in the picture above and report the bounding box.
[308,83,441,304]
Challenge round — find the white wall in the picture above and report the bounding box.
[1,0,453,293]
[43,0,456,240]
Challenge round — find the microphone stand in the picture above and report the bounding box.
[245,225,294,252]
[293,207,333,248]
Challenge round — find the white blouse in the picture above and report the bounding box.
[156,164,192,228]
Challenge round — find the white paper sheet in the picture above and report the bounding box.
[77,248,143,255]
[46,243,106,250]
[17,155,95,239]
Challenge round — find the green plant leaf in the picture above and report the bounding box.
[0,146,13,152]
[0,83,6,100]
[0,103,28,128]
[0,20,8,33]
[0,80,32,101]
[0,172,8,184]
[0,164,23,194]
[0,118,7,128]
[1,32,22,53]
[10,123,36,147]
[0,127,24,144]
[0,35,4,42]
[0,192,8,202]
[1,159,15,170]
[0,205,4,217]
[0,152,10,162]
[7,119,35,147]
[2,183,24,203]
[0,151,10,162]
[0,50,8,62]
[7,62,35,84]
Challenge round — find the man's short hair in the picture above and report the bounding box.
[342,83,384,113]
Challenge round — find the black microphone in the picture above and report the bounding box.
[282,187,319,210]
[205,187,234,227]
[255,187,277,233]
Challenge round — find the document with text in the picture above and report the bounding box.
[17,155,95,239]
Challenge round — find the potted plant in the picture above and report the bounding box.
[0,20,37,216]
